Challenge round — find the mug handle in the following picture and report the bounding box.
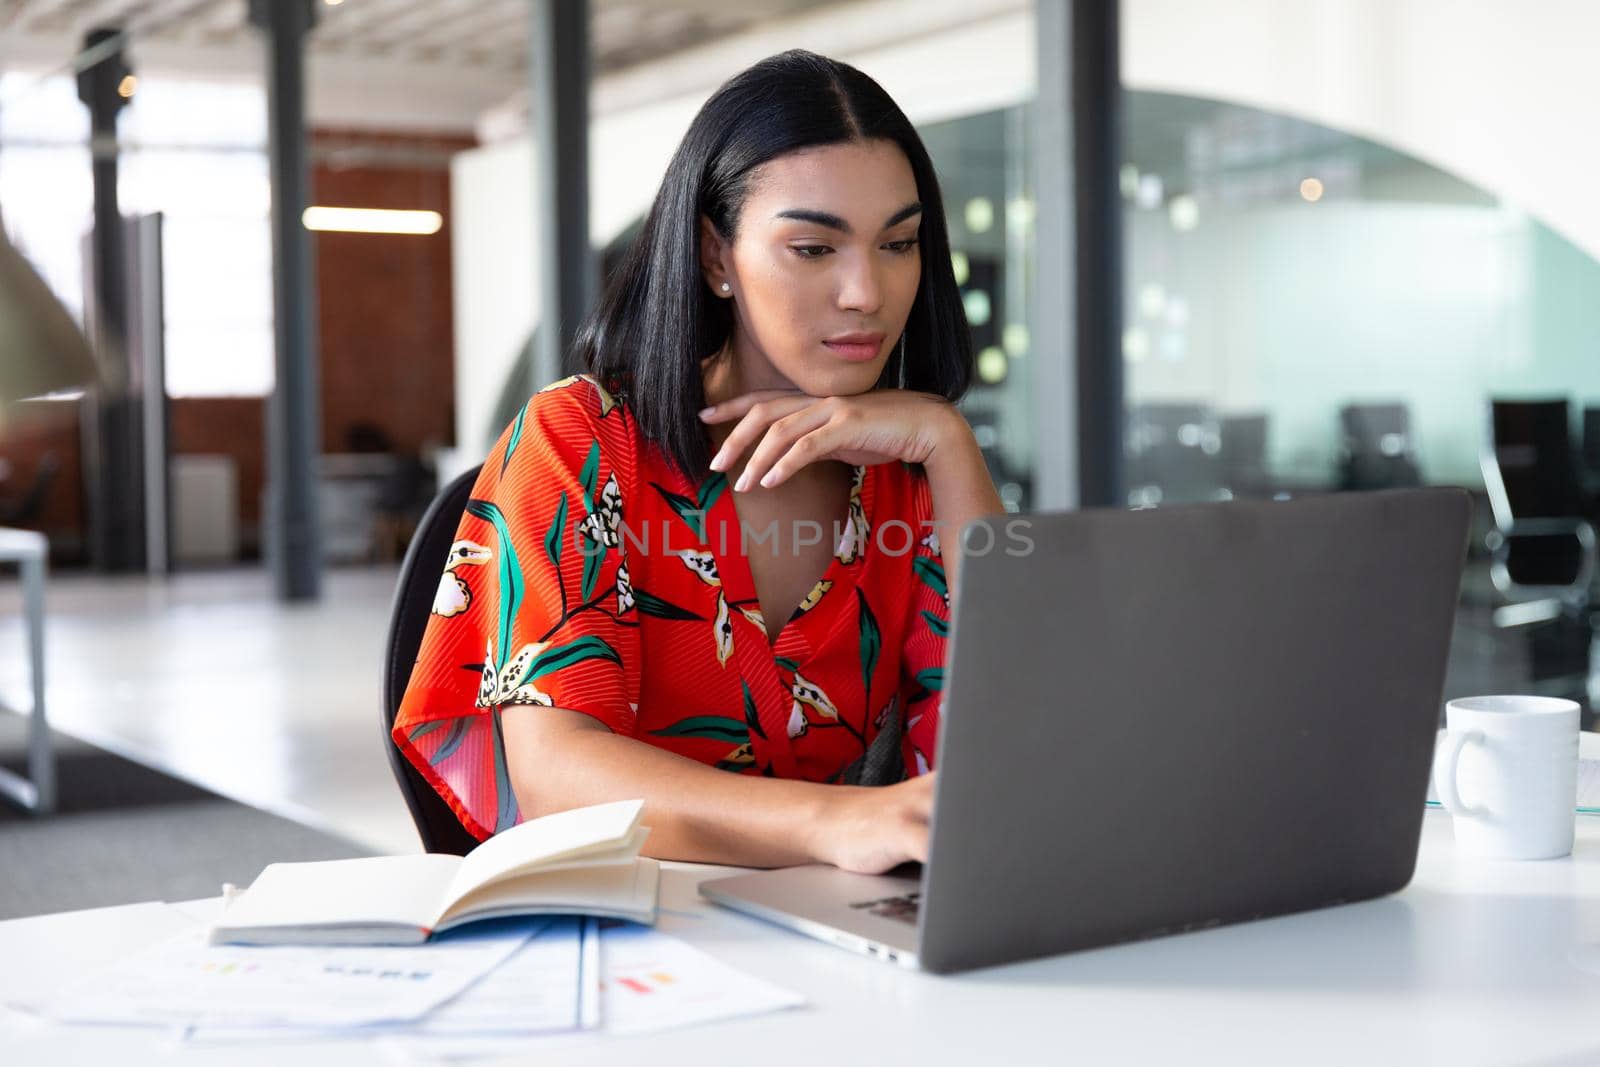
[1434,729,1486,818]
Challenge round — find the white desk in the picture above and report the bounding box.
[6,810,1600,1066]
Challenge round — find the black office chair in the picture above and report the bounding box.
[380,464,485,856]
[0,452,60,527]
[1337,403,1423,491]
[1581,406,1600,495]
[1218,413,1272,499]
[1481,399,1596,631]
[1125,403,1227,507]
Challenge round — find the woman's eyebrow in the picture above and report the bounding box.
[773,201,923,233]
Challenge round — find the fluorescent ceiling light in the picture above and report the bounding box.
[301,207,442,235]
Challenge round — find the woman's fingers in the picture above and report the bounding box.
[707,395,811,474]
[742,414,840,491]
[698,389,805,425]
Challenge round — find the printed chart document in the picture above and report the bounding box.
[185,918,597,1046]
[44,919,540,1029]
[600,921,806,1035]
[209,799,659,945]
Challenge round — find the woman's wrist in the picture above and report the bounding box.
[802,783,863,866]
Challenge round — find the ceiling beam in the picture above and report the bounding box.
[391,0,523,55]
[311,0,439,49]
[348,3,471,53]
[8,0,80,33]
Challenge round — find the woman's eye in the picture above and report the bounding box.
[791,245,832,259]
[883,239,920,254]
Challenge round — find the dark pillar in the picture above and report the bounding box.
[249,0,322,601]
[75,27,142,571]
[1071,0,1125,509]
[529,0,594,386]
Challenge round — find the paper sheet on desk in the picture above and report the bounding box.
[599,921,804,1036]
[183,917,595,1047]
[44,917,538,1029]
[1426,729,1600,813]
[373,922,804,1060]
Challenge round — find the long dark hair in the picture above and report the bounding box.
[573,48,973,482]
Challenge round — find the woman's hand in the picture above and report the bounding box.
[700,389,962,492]
[809,773,936,874]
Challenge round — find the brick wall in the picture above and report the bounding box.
[0,127,473,563]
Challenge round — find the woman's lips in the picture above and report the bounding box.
[822,334,884,362]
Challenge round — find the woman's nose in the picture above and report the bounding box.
[836,253,884,314]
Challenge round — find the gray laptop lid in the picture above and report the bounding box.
[917,488,1471,973]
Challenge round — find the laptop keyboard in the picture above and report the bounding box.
[850,891,921,925]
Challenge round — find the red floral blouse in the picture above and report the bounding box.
[394,374,950,841]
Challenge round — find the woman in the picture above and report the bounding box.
[395,50,1003,875]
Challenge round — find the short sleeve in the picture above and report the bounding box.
[898,466,949,777]
[393,377,640,841]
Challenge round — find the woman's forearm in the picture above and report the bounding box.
[504,707,845,867]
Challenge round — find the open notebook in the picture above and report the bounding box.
[1426,730,1600,814]
[210,799,659,946]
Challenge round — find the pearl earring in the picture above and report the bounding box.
[720,282,730,293]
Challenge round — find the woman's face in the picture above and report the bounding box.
[701,137,923,398]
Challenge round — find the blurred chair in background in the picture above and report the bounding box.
[0,221,98,816]
[1218,414,1272,500]
[1482,398,1598,700]
[1581,405,1600,497]
[381,464,484,856]
[1125,402,1227,507]
[0,453,60,529]
[1337,403,1424,491]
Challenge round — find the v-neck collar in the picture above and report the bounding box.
[703,463,868,650]
[668,460,875,777]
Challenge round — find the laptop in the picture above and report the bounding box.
[700,488,1472,974]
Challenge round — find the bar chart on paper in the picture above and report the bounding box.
[600,922,805,1034]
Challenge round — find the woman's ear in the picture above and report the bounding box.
[699,216,733,297]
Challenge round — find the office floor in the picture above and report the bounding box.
[0,562,1594,858]
[0,566,420,855]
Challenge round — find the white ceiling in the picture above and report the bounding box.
[0,0,846,132]
[0,0,839,75]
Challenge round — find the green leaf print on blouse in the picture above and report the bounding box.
[544,492,568,569]
[742,679,765,740]
[500,403,527,479]
[647,716,749,743]
[629,588,706,621]
[464,499,523,675]
[912,554,949,607]
[650,470,728,542]
[921,609,950,637]
[856,589,881,715]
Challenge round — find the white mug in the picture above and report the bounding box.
[1432,695,1580,860]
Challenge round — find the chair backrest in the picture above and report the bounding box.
[1583,406,1600,476]
[1125,402,1224,505]
[1217,413,1269,492]
[1340,403,1413,457]
[381,464,485,856]
[1338,403,1423,490]
[0,452,60,527]
[1487,399,1585,521]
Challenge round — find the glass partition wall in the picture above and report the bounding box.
[1121,89,1600,719]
